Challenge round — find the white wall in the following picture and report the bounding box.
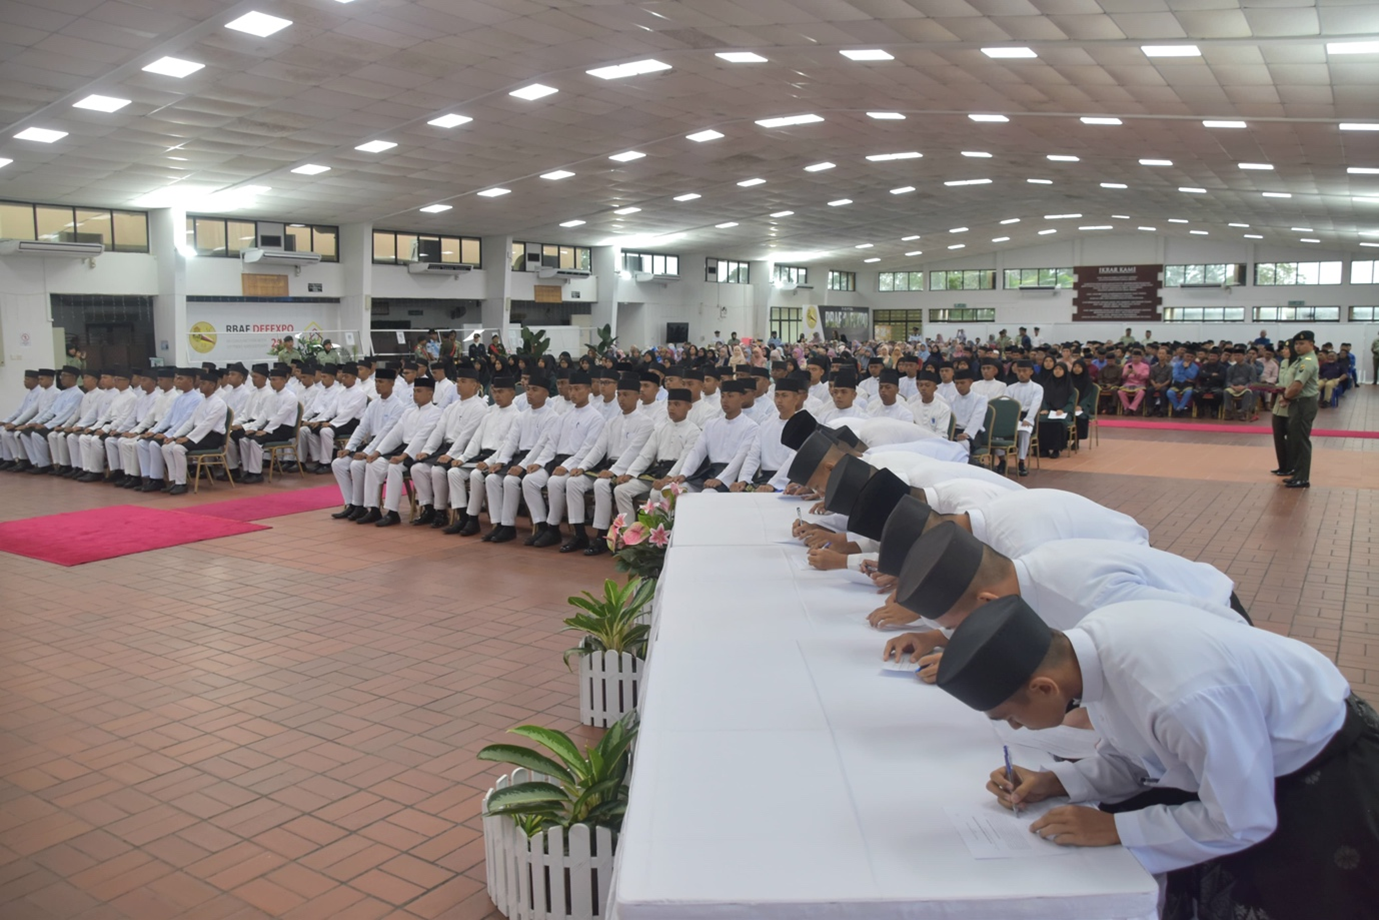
[0,252,158,393]
[186,257,345,298]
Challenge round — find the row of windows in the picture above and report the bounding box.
[1160,306,1365,322]
[1163,263,1247,287]
[930,308,997,322]
[1255,261,1343,286]
[624,250,679,276]
[1004,267,1075,289]
[774,264,808,285]
[706,258,750,283]
[188,217,338,260]
[931,270,999,291]
[878,271,924,292]
[828,270,857,292]
[373,230,481,266]
[879,262,1372,293]
[769,306,803,343]
[873,309,925,340]
[0,200,148,252]
[511,241,592,272]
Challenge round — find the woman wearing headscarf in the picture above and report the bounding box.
[729,344,748,370]
[1036,361,1077,458]
[1069,359,1097,443]
[1033,354,1057,385]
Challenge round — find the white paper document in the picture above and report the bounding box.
[1047,411,1068,420]
[879,656,924,678]
[945,802,1080,859]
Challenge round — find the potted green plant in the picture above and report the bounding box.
[479,714,637,920]
[520,324,551,357]
[606,484,681,581]
[563,577,654,727]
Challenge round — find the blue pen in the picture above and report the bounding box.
[1004,745,1020,817]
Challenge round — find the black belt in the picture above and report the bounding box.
[644,459,675,479]
[543,453,572,474]
[751,467,778,485]
[1279,695,1370,785]
[686,459,728,483]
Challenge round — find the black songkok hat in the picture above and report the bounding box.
[953,365,977,382]
[568,370,591,386]
[823,454,873,516]
[453,366,478,380]
[617,374,642,391]
[786,430,836,485]
[850,468,917,543]
[832,370,859,389]
[269,364,291,378]
[412,376,436,390]
[340,363,359,375]
[200,368,222,382]
[936,595,1053,712]
[878,368,900,385]
[491,375,516,388]
[774,376,805,393]
[918,368,940,384]
[895,521,986,619]
[251,363,269,376]
[375,368,398,381]
[639,370,661,384]
[666,388,692,402]
[877,494,936,575]
[780,410,819,451]
[155,367,177,379]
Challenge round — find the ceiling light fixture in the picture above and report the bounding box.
[770,210,794,217]
[1142,45,1200,57]
[1038,229,1056,235]
[1238,163,1273,170]
[961,151,992,158]
[1112,214,1129,219]
[673,193,702,201]
[716,51,767,63]
[428,114,472,128]
[890,186,916,194]
[1138,226,1156,231]
[142,56,203,77]
[354,140,396,153]
[0,159,13,169]
[1347,167,1379,175]
[610,151,646,162]
[827,199,852,206]
[949,227,968,233]
[865,151,921,161]
[1168,218,1189,223]
[863,257,880,262]
[477,188,510,197]
[560,220,586,227]
[1190,230,1209,235]
[686,129,724,142]
[587,59,671,79]
[902,235,920,241]
[225,11,292,36]
[855,243,873,249]
[1262,191,1292,198]
[1340,124,1379,131]
[73,94,131,112]
[906,250,923,255]
[1203,120,1247,128]
[510,84,558,101]
[1179,186,1207,193]
[1101,182,1128,189]
[991,237,1009,243]
[14,127,67,143]
[1291,227,1313,232]
[737,177,765,186]
[1080,117,1122,125]
[1047,154,1079,162]
[1229,223,1250,228]
[1079,225,1112,230]
[947,244,965,250]
[1139,158,1173,166]
[419,204,452,213]
[1362,242,1379,248]
[290,163,329,175]
[945,178,992,186]
[715,221,738,228]
[756,113,823,128]
[1328,41,1379,55]
[805,162,835,172]
[969,114,1008,123]
[613,206,641,215]
[840,49,893,61]
[1000,218,1020,224]
[1356,197,1379,204]
[1300,238,1320,243]
[867,112,905,120]
[1027,178,1052,184]
[1044,213,1081,219]
[982,47,1037,58]
[1244,233,1264,239]
[541,170,575,180]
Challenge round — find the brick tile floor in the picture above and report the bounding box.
[1,387,1376,917]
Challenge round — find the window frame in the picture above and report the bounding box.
[927,307,996,323]
[928,269,996,291]
[707,257,749,284]
[187,215,341,261]
[623,250,681,277]
[877,270,925,292]
[1163,263,1246,287]
[374,229,482,267]
[774,264,808,285]
[769,306,802,343]
[1161,307,1247,322]
[1251,305,1340,323]
[1253,261,1343,286]
[1349,306,1379,322]
[827,270,856,292]
[1002,267,1074,289]
[872,309,924,340]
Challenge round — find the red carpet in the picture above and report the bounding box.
[0,506,269,567]
[1101,419,1379,439]
[182,484,343,522]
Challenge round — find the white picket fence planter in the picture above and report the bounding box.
[484,768,617,920]
[577,650,643,728]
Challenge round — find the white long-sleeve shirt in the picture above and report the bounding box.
[31,385,84,429]
[1048,602,1347,875]
[677,412,758,480]
[110,388,151,432]
[688,398,720,428]
[1004,380,1044,430]
[3,386,42,425]
[625,418,701,478]
[493,402,557,466]
[126,388,171,434]
[373,402,441,458]
[303,382,340,423]
[177,392,229,442]
[919,477,1023,514]
[250,388,300,432]
[95,387,138,432]
[327,381,367,428]
[459,403,521,462]
[815,403,863,425]
[237,383,271,429]
[866,399,915,422]
[908,395,952,436]
[574,408,654,472]
[73,387,113,429]
[737,412,794,489]
[970,378,1007,400]
[865,452,1023,493]
[961,489,1149,557]
[948,390,989,437]
[531,402,605,467]
[351,393,406,453]
[421,393,489,457]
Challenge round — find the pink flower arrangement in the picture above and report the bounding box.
[606,485,681,580]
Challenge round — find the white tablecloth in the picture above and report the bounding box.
[611,493,1158,920]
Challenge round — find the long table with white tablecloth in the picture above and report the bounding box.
[610,491,1159,920]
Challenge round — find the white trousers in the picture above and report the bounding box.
[241,439,265,474]
[162,441,190,484]
[566,474,595,525]
[540,472,575,526]
[24,432,51,467]
[118,437,142,477]
[225,434,241,470]
[0,428,22,461]
[362,458,409,512]
[332,456,375,507]
[1016,428,1032,461]
[487,472,526,526]
[446,466,480,512]
[614,479,653,518]
[589,477,624,530]
[411,461,449,510]
[104,435,124,472]
[522,468,553,524]
[297,426,334,464]
[79,433,108,472]
[48,431,72,466]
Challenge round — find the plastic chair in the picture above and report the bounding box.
[945,414,957,441]
[189,409,235,493]
[265,404,305,482]
[969,398,1021,473]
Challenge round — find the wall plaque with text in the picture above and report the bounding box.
[1072,265,1161,322]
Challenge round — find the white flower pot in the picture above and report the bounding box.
[484,768,617,920]
[577,650,643,728]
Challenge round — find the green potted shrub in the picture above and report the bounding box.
[479,714,637,920]
[563,577,654,727]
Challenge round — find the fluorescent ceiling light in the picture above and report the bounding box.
[715,221,738,228]
[1229,223,1250,228]
[1101,182,1128,189]
[1340,124,1379,131]
[805,162,835,172]
[840,49,893,61]
[969,114,1008,123]
[992,237,1010,243]
[1168,218,1188,223]
[1047,154,1079,162]
[1027,178,1052,184]
[560,220,586,227]
[73,94,130,112]
[613,206,641,215]
[863,257,880,263]
[541,170,575,180]
[1138,226,1156,232]
[1356,197,1379,204]
[291,163,330,175]
[1179,186,1207,193]
[737,177,765,187]
[1347,167,1379,175]
[419,204,451,213]
[1327,41,1379,55]
[354,140,396,153]
[949,227,968,233]
[686,129,723,142]
[827,199,852,206]
[901,235,920,241]
[610,151,646,162]
[1203,120,1247,128]
[1190,230,1209,235]
[1300,238,1320,243]
[510,83,558,100]
[1080,117,1122,125]
[716,52,767,63]
[855,243,873,249]
[0,159,11,169]
[477,188,510,197]
[1080,225,1112,230]
[1038,229,1057,235]
[1244,233,1264,239]
[1290,227,1313,232]
[756,114,823,128]
[1000,218,1020,225]
[890,186,916,194]
[1044,213,1081,219]
[961,151,992,158]
[982,47,1036,58]
[1142,45,1200,57]
[947,245,966,251]
[143,56,204,78]
[587,59,671,80]
[865,151,921,161]
[1238,163,1273,170]
[1112,214,1129,219]
[1361,242,1379,248]
[226,11,292,36]
[674,193,702,201]
[428,114,472,128]
[14,127,67,143]
[906,250,923,255]
[1262,191,1292,198]
[945,178,992,186]
[770,210,794,217]
[868,112,905,119]
[1139,159,1173,166]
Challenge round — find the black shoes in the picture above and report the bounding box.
[347,506,370,521]
[332,504,357,519]
[559,533,589,553]
[375,510,401,527]
[442,512,470,535]
[168,484,188,496]
[457,517,482,537]
[488,525,517,543]
[355,508,382,525]
[1270,468,1294,477]
[524,523,548,546]
[583,539,608,557]
[995,458,1008,476]
[1018,461,1028,478]
[411,506,436,526]
[1284,479,1311,489]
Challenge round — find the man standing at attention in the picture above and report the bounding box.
[1279,330,1319,489]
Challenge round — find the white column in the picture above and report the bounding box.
[147,207,188,366]
[480,235,511,344]
[591,245,619,339]
[339,222,372,359]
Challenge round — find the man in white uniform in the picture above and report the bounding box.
[732,375,805,492]
[865,368,914,421]
[160,369,229,495]
[559,373,655,552]
[671,379,757,492]
[363,376,442,527]
[947,366,989,459]
[19,367,83,475]
[610,394,701,543]
[115,367,179,488]
[0,369,45,470]
[239,365,300,484]
[524,370,606,547]
[816,369,864,424]
[444,375,522,536]
[971,358,1008,400]
[483,377,559,544]
[1003,359,1044,477]
[409,366,488,526]
[134,369,201,492]
[907,367,952,436]
[331,369,405,520]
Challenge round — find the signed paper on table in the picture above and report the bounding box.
[944,802,1080,859]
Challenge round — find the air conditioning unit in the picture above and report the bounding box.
[0,239,104,258]
[408,261,472,275]
[633,271,654,282]
[241,248,322,266]
[795,283,814,291]
[653,274,681,282]
[556,268,591,279]
[1018,284,1059,297]
[776,281,798,292]
[536,266,563,280]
